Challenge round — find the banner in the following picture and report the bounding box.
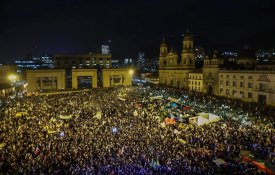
[165,117,176,125]
[118,97,126,101]
[150,96,163,101]
[59,115,72,120]
[168,97,179,103]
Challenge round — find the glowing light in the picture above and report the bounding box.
[129,69,134,75]
[8,74,17,81]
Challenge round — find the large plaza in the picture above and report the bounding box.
[0,86,274,174]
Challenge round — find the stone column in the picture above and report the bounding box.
[40,77,43,90]
[51,77,54,89]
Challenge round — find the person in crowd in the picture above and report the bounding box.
[0,86,273,175]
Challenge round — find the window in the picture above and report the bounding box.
[259,83,267,91]
[226,75,229,78]
[248,92,253,98]
[240,76,244,79]
[195,81,197,85]
[240,91,244,97]
[233,81,236,86]
[249,76,253,80]
[113,76,121,83]
[220,88,223,93]
[198,82,200,86]
[226,81,229,86]
[220,75,223,78]
[226,89,229,95]
[240,82,243,87]
[233,90,236,95]
[220,80,224,85]
[233,75,236,78]
[248,82,253,88]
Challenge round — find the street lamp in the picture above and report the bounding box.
[8,74,18,96]
[129,69,134,76]
[8,74,17,82]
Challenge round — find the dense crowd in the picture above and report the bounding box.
[0,86,274,175]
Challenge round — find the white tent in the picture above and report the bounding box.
[196,112,220,123]
[208,113,220,122]
[197,112,209,119]
[197,116,209,125]
[189,116,209,126]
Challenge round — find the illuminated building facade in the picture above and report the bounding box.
[102,69,133,88]
[26,68,133,91]
[188,71,203,92]
[0,65,17,84]
[158,31,275,106]
[54,53,111,69]
[26,69,66,92]
[159,29,196,89]
[219,71,275,106]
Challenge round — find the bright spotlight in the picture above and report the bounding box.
[8,74,17,81]
[129,69,134,75]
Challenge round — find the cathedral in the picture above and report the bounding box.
[159,30,275,106]
[159,29,197,89]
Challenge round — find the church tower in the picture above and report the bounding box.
[159,37,168,66]
[202,51,224,95]
[181,29,195,68]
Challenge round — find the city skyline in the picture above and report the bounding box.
[1,0,275,63]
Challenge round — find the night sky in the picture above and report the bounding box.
[1,0,275,63]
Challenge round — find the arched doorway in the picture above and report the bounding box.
[208,85,213,94]
[77,76,92,89]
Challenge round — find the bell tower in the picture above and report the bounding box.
[181,29,195,68]
[159,37,168,66]
[160,37,168,56]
